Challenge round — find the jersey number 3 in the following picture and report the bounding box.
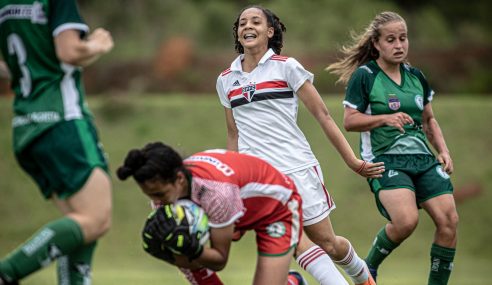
[7,33,32,97]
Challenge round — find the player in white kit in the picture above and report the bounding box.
[216,5,384,285]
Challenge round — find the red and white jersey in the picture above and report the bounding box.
[216,49,319,174]
[185,149,298,230]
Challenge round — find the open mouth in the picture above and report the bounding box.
[243,33,257,40]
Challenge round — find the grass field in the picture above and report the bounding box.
[0,94,491,285]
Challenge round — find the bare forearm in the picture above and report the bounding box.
[425,118,449,154]
[344,111,388,132]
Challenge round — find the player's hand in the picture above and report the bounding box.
[353,159,385,178]
[162,227,204,261]
[437,152,453,174]
[384,112,414,133]
[86,28,114,54]
[141,223,176,264]
[144,205,177,241]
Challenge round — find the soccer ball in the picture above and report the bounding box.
[174,199,210,246]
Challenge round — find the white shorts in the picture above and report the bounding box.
[287,165,336,226]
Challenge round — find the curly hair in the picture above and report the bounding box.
[116,142,186,184]
[233,5,286,55]
[326,11,407,85]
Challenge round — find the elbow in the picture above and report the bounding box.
[56,49,81,66]
[343,120,356,132]
[208,262,227,272]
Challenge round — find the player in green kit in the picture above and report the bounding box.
[0,0,113,284]
[326,11,458,285]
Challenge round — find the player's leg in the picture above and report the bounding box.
[253,250,294,285]
[0,120,112,284]
[295,236,348,285]
[417,163,457,285]
[304,218,373,285]
[289,166,347,285]
[365,187,418,281]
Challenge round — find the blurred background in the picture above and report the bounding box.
[2,0,490,96]
[1,0,491,284]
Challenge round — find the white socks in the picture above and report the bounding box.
[333,243,369,284]
[296,245,349,285]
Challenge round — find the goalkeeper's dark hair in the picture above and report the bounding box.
[233,5,286,55]
[117,142,187,183]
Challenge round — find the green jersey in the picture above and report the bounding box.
[344,60,434,161]
[0,0,91,153]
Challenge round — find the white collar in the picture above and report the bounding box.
[230,48,276,72]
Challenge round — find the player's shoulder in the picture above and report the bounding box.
[403,63,425,78]
[219,67,232,77]
[270,54,290,62]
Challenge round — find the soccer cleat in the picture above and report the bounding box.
[288,270,309,285]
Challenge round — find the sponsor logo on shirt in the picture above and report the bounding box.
[266,221,286,238]
[388,95,400,111]
[0,1,47,24]
[242,83,256,102]
[232,80,240,87]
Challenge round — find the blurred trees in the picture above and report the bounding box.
[75,0,491,94]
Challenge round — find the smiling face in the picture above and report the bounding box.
[374,20,408,66]
[138,172,188,205]
[236,7,274,53]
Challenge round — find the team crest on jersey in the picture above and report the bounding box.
[266,222,286,238]
[242,83,256,102]
[388,95,400,110]
[415,95,424,110]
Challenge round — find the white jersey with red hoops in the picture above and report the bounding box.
[184,149,299,232]
[216,48,319,174]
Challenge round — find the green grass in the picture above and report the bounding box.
[1,94,491,284]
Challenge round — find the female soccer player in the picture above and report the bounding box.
[117,142,307,285]
[216,5,384,285]
[326,11,458,285]
[0,0,113,284]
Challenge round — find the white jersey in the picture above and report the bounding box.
[216,48,318,174]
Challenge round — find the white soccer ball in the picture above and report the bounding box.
[174,199,210,246]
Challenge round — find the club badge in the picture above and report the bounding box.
[415,95,424,110]
[242,83,256,102]
[388,94,400,111]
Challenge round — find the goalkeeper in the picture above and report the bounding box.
[117,142,307,285]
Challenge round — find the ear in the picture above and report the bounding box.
[267,26,274,39]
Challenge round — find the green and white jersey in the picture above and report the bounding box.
[344,60,434,161]
[0,0,91,153]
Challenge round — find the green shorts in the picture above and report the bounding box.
[368,154,453,220]
[16,119,109,200]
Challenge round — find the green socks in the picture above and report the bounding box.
[428,243,455,285]
[58,242,97,285]
[0,217,84,282]
[365,227,400,269]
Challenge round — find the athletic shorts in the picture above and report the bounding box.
[287,165,336,226]
[233,190,303,256]
[369,154,454,220]
[16,119,109,199]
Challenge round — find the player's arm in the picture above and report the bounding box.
[54,28,113,67]
[422,103,453,174]
[297,81,384,177]
[192,224,234,271]
[224,107,239,152]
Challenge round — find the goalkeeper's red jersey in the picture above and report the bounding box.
[185,149,302,254]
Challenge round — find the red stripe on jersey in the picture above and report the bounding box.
[221,68,231,76]
[271,55,288,61]
[227,80,289,99]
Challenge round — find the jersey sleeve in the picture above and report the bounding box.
[344,66,372,112]
[285,58,314,92]
[410,67,434,105]
[192,179,244,228]
[49,0,89,37]
[216,75,231,109]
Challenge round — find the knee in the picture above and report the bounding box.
[436,211,459,239]
[392,216,418,238]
